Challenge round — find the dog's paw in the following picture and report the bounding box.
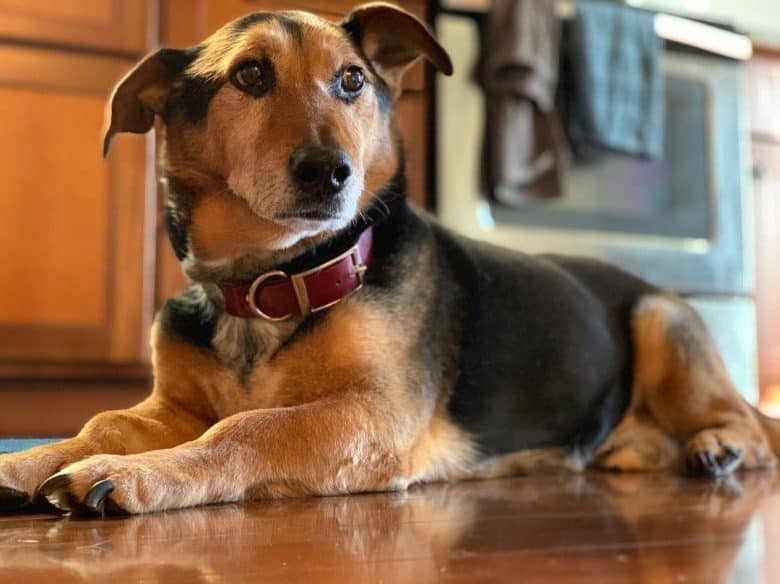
[38,454,153,515]
[684,427,774,477]
[37,452,202,516]
[0,440,89,512]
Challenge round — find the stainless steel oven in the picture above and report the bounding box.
[435,12,758,399]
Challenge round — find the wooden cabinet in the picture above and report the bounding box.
[0,0,434,397]
[0,0,149,54]
[0,35,155,380]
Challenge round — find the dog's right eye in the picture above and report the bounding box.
[231,59,274,97]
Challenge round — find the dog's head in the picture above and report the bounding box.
[103,2,451,277]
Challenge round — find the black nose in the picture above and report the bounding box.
[289,145,352,197]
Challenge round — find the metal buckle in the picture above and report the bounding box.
[308,243,366,313]
[246,242,367,321]
[246,270,293,321]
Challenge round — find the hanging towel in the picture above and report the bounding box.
[561,0,664,160]
[477,0,565,205]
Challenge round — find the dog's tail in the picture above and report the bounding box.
[752,405,780,457]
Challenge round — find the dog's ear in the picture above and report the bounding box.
[342,2,453,96]
[103,47,197,156]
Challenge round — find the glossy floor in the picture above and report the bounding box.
[1,472,779,583]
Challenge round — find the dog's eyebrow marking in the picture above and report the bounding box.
[231,12,303,47]
[275,15,304,46]
[230,12,275,35]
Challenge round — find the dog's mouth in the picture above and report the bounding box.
[276,190,357,225]
[278,208,338,221]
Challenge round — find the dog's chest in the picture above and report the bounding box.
[212,315,297,378]
[201,301,403,419]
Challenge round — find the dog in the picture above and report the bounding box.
[1,2,779,516]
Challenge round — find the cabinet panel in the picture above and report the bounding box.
[0,88,109,326]
[0,0,149,55]
[396,93,429,208]
[0,47,153,369]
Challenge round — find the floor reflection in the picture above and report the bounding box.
[0,472,778,583]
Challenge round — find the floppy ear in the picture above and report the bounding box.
[103,48,196,156]
[342,2,453,96]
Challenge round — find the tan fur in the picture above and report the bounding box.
[593,294,776,473]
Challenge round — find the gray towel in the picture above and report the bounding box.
[478,0,565,205]
[563,0,664,159]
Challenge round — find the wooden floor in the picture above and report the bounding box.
[1,472,779,583]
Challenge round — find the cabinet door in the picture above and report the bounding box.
[753,141,780,393]
[0,47,154,375]
[0,0,149,55]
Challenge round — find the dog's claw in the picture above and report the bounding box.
[0,486,29,510]
[688,445,744,477]
[716,446,743,474]
[37,473,78,512]
[85,479,115,514]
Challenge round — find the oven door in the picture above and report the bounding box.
[436,15,754,297]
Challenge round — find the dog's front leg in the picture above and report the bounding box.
[0,397,210,511]
[38,394,413,515]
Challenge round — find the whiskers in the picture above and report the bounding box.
[361,187,395,222]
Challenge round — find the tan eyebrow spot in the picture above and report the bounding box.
[187,21,288,80]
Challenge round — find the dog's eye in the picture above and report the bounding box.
[231,60,273,96]
[236,63,263,86]
[341,66,365,93]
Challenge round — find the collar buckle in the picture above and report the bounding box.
[244,238,369,321]
[245,270,293,322]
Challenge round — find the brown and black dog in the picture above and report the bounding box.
[1,2,779,516]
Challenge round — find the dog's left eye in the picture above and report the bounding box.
[340,66,366,93]
[231,59,273,96]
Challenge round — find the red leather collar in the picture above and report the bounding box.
[219,227,373,320]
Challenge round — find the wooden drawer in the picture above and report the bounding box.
[0,0,149,55]
[0,46,154,371]
[163,0,427,91]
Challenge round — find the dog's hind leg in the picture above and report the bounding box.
[620,294,776,476]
